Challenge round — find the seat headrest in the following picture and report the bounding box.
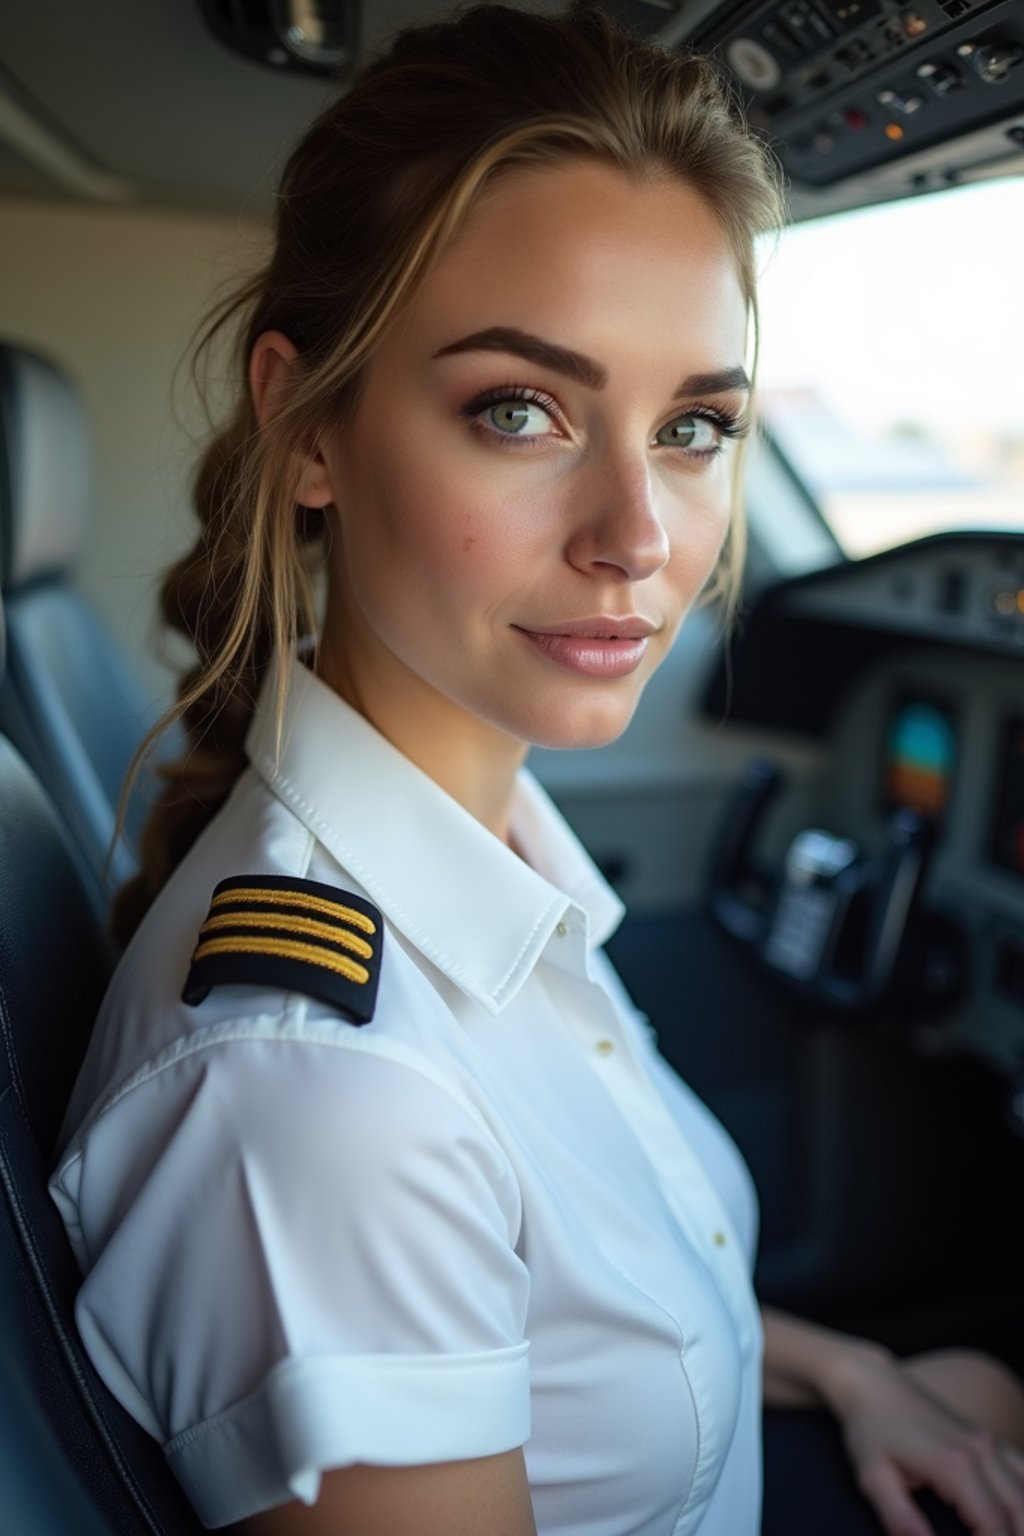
[0,344,93,594]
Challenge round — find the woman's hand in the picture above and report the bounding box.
[762,1306,1024,1536]
[822,1340,1024,1536]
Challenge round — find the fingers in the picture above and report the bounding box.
[930,1430,1024,1535]
[973,1435,1024,1536]
[856,1459,934,1536]
[859,1435,1024,1536]
[840,1349,1024,1535]
[897,1349,1024,1533]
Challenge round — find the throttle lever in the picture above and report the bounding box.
[857,807,938,1008]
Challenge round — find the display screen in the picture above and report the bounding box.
[991,717,1024,878]
[881,698,956,821]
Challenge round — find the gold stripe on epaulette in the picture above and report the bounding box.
[210,886,377,934]
[199,910,374,960]
[191,935,371,986]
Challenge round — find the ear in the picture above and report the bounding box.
[249,329,334,509]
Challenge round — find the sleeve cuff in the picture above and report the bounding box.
[164,1343,531,1528]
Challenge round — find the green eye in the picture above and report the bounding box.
[490,402,532,433]
[486,400,552,436]
[655,415,718,450]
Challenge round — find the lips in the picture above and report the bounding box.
[517,615,656,640]
[513,618,655,678]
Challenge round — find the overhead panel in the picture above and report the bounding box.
[690,0,1024,187]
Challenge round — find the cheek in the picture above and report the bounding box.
[442,503,546,603]
[358,443,542,605]
[458,511,477,557]
[666,477,734,589]
[667,542,721,609]
[353,444,462,569]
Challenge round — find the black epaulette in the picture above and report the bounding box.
[182,874,382,1025]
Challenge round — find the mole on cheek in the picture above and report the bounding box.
[462,535,476,552]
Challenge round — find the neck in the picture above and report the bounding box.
[315,629,528,846]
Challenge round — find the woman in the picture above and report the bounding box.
[49,4,1024,1534]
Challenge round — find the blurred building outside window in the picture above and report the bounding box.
[756,177,1024,557]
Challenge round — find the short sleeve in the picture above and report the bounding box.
[52,1034,531,1528]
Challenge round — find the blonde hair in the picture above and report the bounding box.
[111,0,785,949]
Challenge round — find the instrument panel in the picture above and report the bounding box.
[824,651,1024,1078]
[706,533,1024,1082]
[783,530,1024,652]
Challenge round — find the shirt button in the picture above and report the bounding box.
[712,1230,727,1246]
[595,1039,615,1056]
[556,921,568,937]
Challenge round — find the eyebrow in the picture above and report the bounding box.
[432,326,751,399]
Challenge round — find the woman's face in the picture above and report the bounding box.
[317,158,749,758]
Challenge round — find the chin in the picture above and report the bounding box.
[514,694,640,752]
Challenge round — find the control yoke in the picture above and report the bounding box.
[710,758,942,1014]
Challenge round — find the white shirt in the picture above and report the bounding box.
[50,651,764,1534]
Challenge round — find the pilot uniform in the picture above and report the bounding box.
[50,648,764,1534]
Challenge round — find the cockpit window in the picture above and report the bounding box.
[756,177,1024,557]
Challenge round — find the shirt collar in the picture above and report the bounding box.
[244,651,624,1015]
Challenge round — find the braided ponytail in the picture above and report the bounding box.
[109,368,326,948]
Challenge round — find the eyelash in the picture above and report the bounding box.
[459,383,749,460]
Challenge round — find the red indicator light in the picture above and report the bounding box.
[843,108,868,129]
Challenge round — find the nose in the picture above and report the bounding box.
[563,449,671,583]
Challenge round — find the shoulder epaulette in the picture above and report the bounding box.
[182,874,382,1025]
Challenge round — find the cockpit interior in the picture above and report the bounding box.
[1,0,1022,1531]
